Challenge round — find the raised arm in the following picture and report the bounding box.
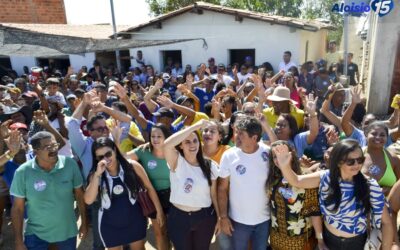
[273,144,321,189]
[163,119,208,171]
[143,79,162,112]
[157,95,196,125]
[320,91,342,129]
[90,99,132,123]
[304,94,319,144]
[341,86,362,137]
[33,110,66,149]
[1,130,22,168]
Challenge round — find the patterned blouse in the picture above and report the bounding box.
[269,177,320,250]
[319,170,385,235]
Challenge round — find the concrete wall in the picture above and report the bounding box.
[69,53,96,71]
[129,10,326,73]
[0,0,66,24]
[10,56,37,76]
[366,6,400,115]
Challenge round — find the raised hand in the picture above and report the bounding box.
[205,67,211,76]
[177,84,189,95]
[5,129,22,155]
[154,79,163,90]
[83,90,96,105]
[109,119,123,144]
[272,144,292,169]
[67,66,74,76]
[0,120,13,139]
[33,110,49,127]
[326,127,339,146]
[350,86,362,104]
[304,94,318,114]
[186,74,194,89]
[113,83,128,99]
[90,99,104,113]
[157,95,174,108]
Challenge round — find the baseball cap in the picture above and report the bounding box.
[8,87,21,94]
[66,94,77,100]
[218,63,225,68]
[10,122,28,130]
[153,107,174,119]
[162,73,170,80]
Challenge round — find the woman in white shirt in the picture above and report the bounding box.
[163,119,221,250]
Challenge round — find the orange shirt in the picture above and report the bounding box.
[208,145,231,164]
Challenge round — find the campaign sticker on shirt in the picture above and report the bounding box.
[368,165,381,176]
[203,96,209,101]
[147,160,157,170]
[278,187,294,200]
[235,165,246,175]
[261,151,269,162]
[113,185,124,195]
[184,178,194,193]
[34,180,47,192]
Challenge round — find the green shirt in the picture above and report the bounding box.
[10,156,83,242]
[133,148,170,191]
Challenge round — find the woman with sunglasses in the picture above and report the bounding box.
[127,124,171,250]
[268,140,327,250]
[84,137,164,250]
[272,139,394,249]
[163,119,220,250]
[362,121,400,195]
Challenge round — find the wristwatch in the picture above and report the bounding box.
[316,233,323,240]
[4,151,14,160]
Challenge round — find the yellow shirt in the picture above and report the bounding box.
[172,112,209,126]
[263,105,305,129]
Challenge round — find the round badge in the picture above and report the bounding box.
[34,180,47,192]
[236,165,246,175]
[184,178,194,193]
[279,187,293,200]
[147,160,157,170]
[113,185,124,195]
[203,96,209,101]
[368,165,381,176]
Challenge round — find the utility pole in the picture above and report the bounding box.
[110,0,121,72]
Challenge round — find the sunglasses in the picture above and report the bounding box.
[96,151,113,161]
[40,143,60,151]
[91,126,109,133]
[344,156,365,166]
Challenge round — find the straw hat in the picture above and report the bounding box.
[267,86,297,104]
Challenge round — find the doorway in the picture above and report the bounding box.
[161,50,182,72]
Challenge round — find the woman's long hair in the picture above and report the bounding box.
[325,139,370,213]
[149,123,171,152]
[267,140,302,189]
[277,114,299,140]
[89,137,140,199]
[176,131,212,186]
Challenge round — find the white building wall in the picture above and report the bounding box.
[69,53,96,71]
[10,56,37,76]
[129,10,326,73]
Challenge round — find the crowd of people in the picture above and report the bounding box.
[0,42,400,250]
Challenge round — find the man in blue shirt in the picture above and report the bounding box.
[192,77,216,112]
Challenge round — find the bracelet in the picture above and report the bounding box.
[309,113,318,118]
[316,233,323,240]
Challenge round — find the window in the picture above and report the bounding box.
[161,50,182,72]
[229,49,255,67]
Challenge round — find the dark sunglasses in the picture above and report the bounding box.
[91,126,109,133]
[96,151,113,161]
[344,156,365,166]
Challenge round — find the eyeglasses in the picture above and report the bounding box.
[91,126,109,133]
[96,151,113,161]
[40,143,60,151]
[344,156,365,166]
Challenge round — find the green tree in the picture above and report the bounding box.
[224,0,303,17]
[146,0,220,16]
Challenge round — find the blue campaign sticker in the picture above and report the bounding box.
[113,185,124,195]
[261,151,269,162]
[34,180,47,192]
[368,165,381,176]
[184,178,194,193]
[278,187,294,200]
[370,0,394,17]
[236,164,246,175]
[147,160,157,170]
